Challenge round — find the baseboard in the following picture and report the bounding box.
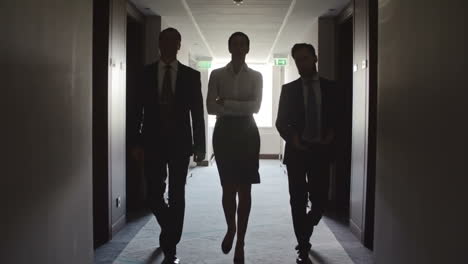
[259,154,280,159]
[349,218,363,242]
[112,214,126,237]
[208,154,280,162]
[196,160,209,166]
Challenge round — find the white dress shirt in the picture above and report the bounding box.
[207,62,263,116]
[157,59,178,96]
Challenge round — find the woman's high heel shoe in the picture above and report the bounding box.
[221,230,236,254]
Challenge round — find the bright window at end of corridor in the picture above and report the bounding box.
[208,62,273,128]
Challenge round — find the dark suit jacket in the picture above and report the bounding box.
[137,61,206,158]
[276,77,339,164]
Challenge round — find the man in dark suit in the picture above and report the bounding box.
[133,27,205,264]
[276,43,339,264]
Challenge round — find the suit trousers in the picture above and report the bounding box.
[286,151,330,251]
[145,154,190,256]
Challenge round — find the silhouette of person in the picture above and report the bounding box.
[276,43,339,264]
[206,32,262,263]
[132,27,206,264]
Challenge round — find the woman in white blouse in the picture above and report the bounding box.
[207,32,263,263]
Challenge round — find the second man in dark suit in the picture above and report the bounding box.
[276,43,340,264]
[133,27,206,264]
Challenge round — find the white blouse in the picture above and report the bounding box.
[206,62,263,116]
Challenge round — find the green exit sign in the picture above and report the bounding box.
[274,58,288,66]
[197,60,212,69]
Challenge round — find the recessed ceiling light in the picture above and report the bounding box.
[233,0,244,6]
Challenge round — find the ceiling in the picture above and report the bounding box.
[131,0,349,63]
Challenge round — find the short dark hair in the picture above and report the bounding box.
[159,27,181,42]
[228,32,250,48]
[291,43,316,59]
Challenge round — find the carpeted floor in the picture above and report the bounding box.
[102,160,368,264]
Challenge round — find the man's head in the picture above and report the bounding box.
[228,32,250,58]
[159,27,181,60]
[291,43,317,77]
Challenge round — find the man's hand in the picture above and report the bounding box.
[292,133,308,151]
[131,146,144,161]
[215,97,225,106]
[193,152,206,163]
[318,129,335,145]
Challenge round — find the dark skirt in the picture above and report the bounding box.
[213,115,260,185]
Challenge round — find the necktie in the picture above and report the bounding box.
[160,65,173,104]
[303,80,321,143]
[159,64,175,137]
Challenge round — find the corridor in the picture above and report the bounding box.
[95,160,372,264]
[3,0,468,264]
